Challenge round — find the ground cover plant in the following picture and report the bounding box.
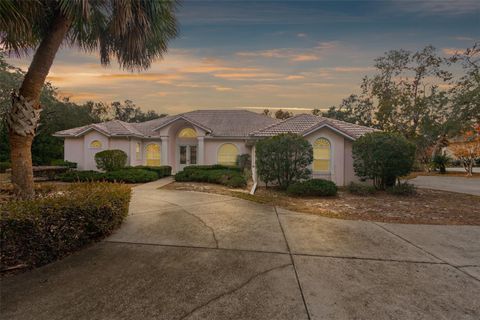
[0,182,131,271]
[175,165,247,188]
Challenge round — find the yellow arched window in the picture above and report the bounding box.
[313,138,331,172]
[146,144,161,166]
[178,128,197,138]
[90,140,102,148]
[217,143,239,166]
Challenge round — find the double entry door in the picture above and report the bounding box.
[178,144,197,171]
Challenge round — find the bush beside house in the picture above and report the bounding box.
[175,165,247,188]
[95,149,128,171]
[256,133,313,189]
[0,183,131,270]
[353,132,416,189]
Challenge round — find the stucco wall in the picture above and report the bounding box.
[344,139,362,185]
[204,139,249,165]
[305,127,345,186]
[109,138,132,165]
[64,137,84,169]
[82,131,110,170]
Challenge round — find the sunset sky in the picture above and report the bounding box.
[7,0,480,115]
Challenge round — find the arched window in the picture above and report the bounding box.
[313,138,331,172]
[217,143,239,166]
[90,140,102,148]
[178,128,197,138]
[136,143,141,160]
[146,144,161,166]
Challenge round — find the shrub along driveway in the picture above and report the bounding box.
[2,179,480,320]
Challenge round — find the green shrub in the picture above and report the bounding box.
[58,170,104,182]
[95,149,127,171]
[174,166,247,188]
[0,161,11,173]
[286,179,337,197]
[0,183,131,269]
[353,132,416,189]
[58,169,159,183]
[104,169,158,183]
[256,133,313,189]
[387,182,417,196]
[183,164,242,172]
[431,154,450,174]
[132,165,172,177]
[347,182,376,196]
[50,159,77,168]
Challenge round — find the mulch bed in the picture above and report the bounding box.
[163,182,480,225]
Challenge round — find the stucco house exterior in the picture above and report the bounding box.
[53,109,376,186]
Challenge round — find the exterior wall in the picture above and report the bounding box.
[83,131,110,170]
[344,139,362,185]
[109,138,132,165]
[204,139,249,165]
[305,127,345,186]
[64,137,85,169]
[129,139,143,166]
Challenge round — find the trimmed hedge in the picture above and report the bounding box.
[286,179,337,197]
[95,149,127,171]
[183,164,243,173]
[58,166,172,183]
[175,166,247,188]
[131,165,172,178]
[0,183,131,270]
[104,169,158,183]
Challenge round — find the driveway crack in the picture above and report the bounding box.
[180,208,219,249]
[178,263,292,319]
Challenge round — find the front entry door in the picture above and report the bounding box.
[178,145,197,171]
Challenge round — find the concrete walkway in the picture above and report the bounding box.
[2,178,479,319]
[410,175,480,196]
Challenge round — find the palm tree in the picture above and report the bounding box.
[1,0,178,198]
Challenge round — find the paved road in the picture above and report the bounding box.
[2,179,480,319]
[410,175,480,196]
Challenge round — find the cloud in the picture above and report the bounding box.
[392,0,480,16]
[214,72,282,80]
[442,47,465,55]
[214,86,233,91]
[454,36,475,41]
[297,33,307,38]
[235,41,338,62]
[285,75,305,80]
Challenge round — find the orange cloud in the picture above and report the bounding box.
[442,48,464,55]
[285,75,305,80]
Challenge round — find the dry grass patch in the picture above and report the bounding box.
[163,182,480,225]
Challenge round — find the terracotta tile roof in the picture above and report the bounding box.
[251,114,376,139]
[53,111,375,140]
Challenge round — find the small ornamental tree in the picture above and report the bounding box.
[95,150,127,172]
[255,133,313,189]
[450,127,480,176]
[353,132,416,189]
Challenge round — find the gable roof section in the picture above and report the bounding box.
[54,120,144,138]
[251,114,376,139]
[54,110,280,138]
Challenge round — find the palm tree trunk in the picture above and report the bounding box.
[8,13,71,198]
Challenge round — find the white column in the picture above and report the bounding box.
[197,136,205,165]
[161,136,169,166]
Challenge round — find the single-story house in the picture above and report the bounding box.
[53,109,376,187]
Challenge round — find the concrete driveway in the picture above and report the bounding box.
[410,175,480,196]
[2,179,480,320]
